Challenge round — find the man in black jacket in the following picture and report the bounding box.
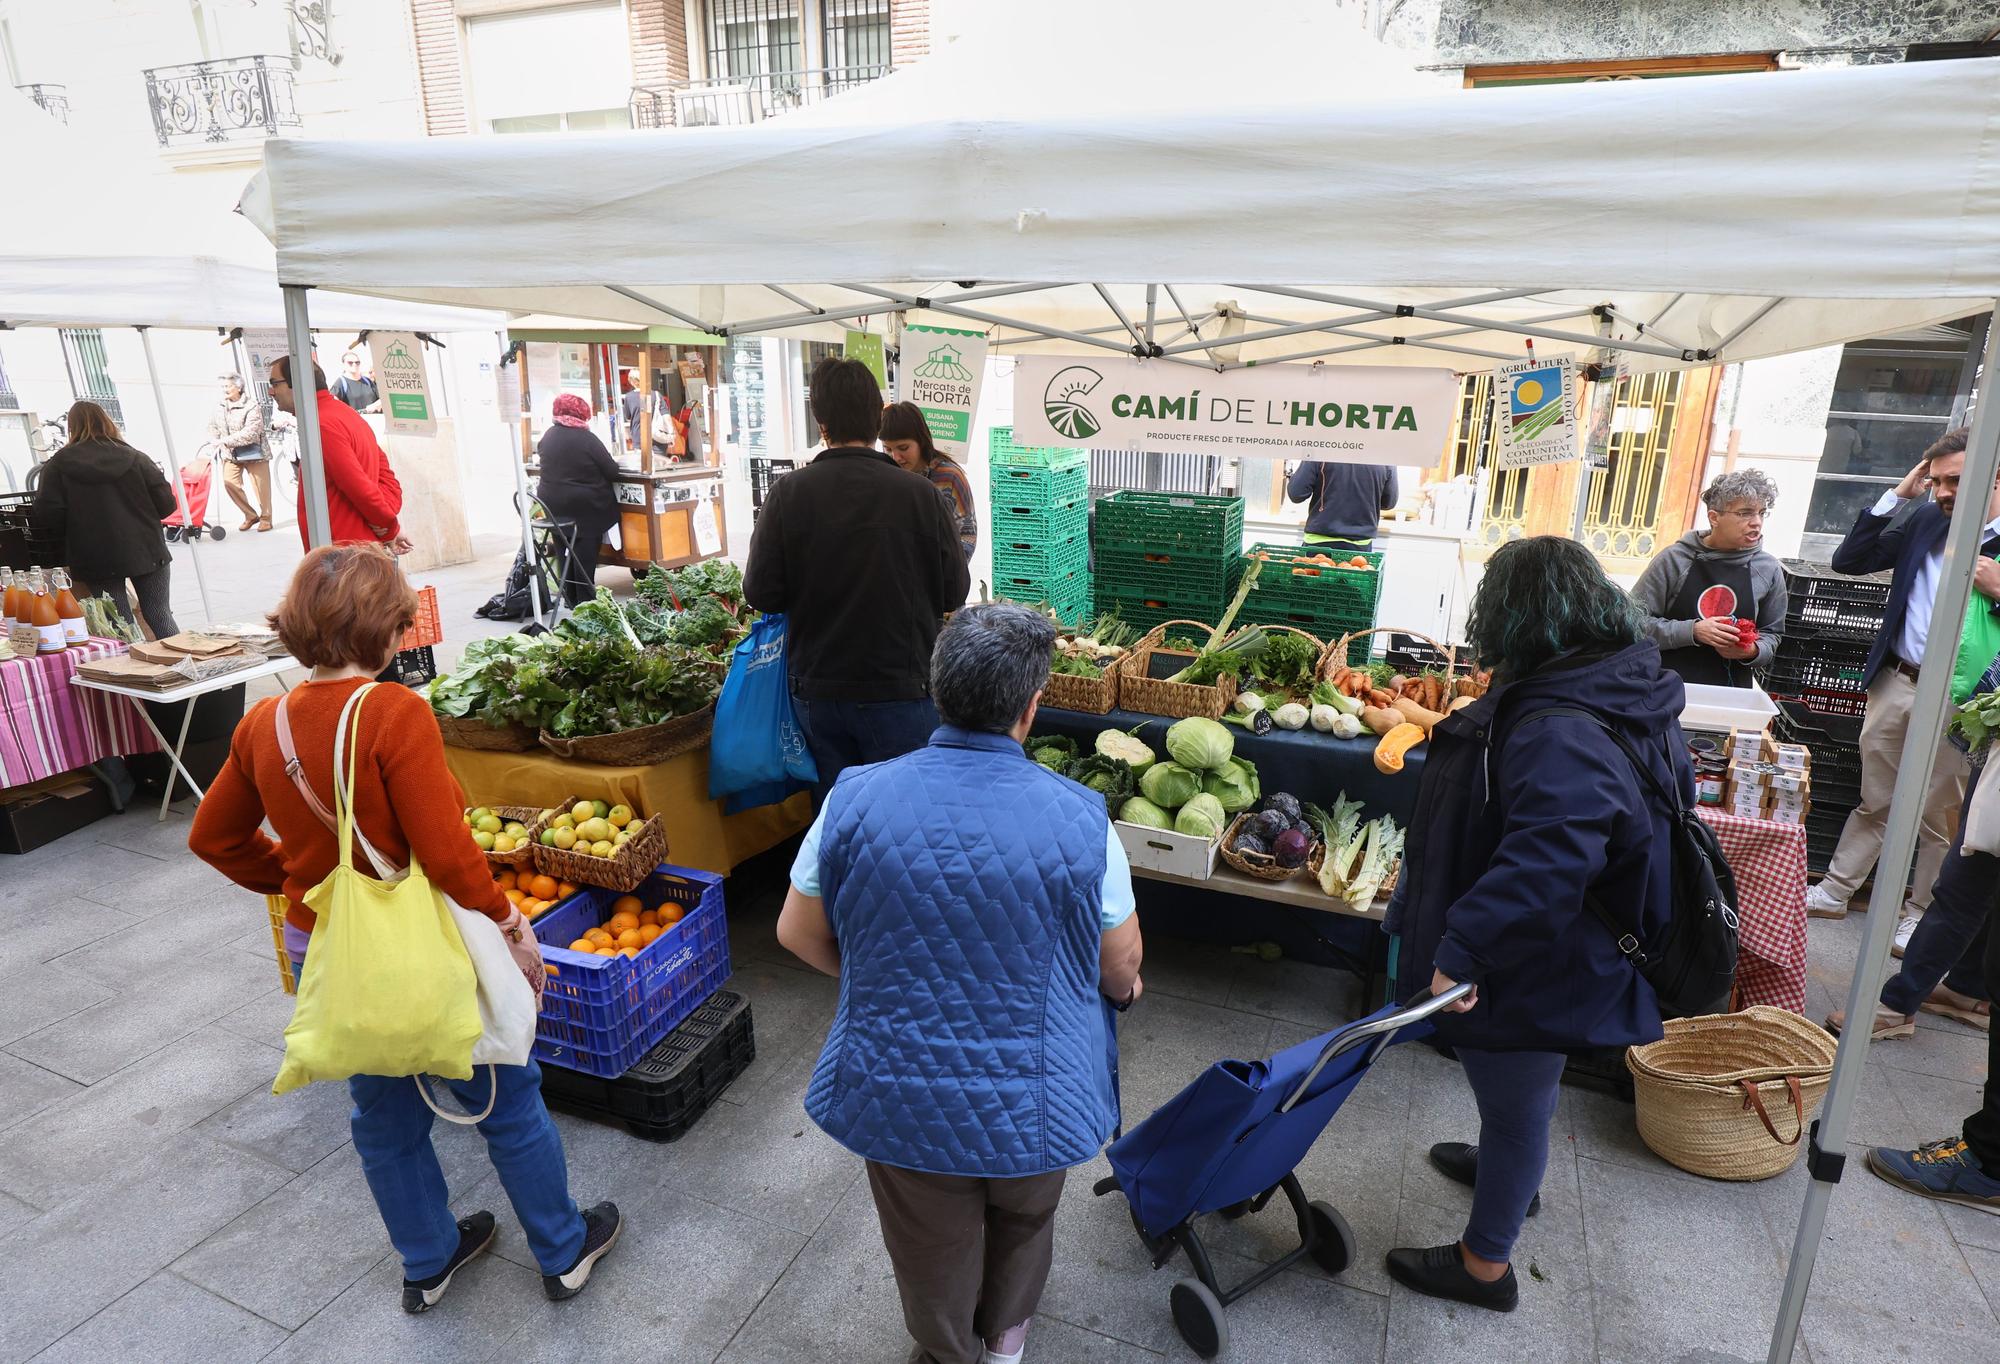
[744,357,971,803]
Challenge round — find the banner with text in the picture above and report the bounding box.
[1492,356,1578,470]
[904,324,987,458]
[1011,356,1456,465]
[367,331,437,438]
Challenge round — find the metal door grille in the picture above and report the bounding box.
[821,0,889,73]
[706,0,802,82]
[1581,369,1684,558]
[1452,374,1530,546]
[59,328,122,422]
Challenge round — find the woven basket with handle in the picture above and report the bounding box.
[1315,625,1457,684]
[1043,665,1120,715]
[538,704,715,767]
[531,809,669,894]
[1117,620,1238,720]
[1216,812,1307,882]
[479,803,547,873]
[436,712,540,753]
[1626,1006,1837,1181]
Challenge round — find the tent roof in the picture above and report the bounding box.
[245,6,2000,372]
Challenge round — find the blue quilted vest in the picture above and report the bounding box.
[805,727,1119,1177]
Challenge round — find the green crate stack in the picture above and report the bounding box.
[1093,491,1247,638]
[987,427,1092,623]
[1241,542,1386,663]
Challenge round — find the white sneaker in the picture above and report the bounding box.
[1805,884,1849,919]
[1892,914,1921,959]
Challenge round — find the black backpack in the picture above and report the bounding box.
[1520,707,1740,1018]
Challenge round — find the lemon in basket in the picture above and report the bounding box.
[608,804,633,828]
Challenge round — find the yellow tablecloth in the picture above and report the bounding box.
[443,744,811,877]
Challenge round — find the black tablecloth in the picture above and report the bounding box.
[1033,705,1426,825]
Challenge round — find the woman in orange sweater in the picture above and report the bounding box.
[190,545,622,1313]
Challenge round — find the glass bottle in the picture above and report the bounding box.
[29,570,65,654]
[0,567,16,631]
[51,570,86,646]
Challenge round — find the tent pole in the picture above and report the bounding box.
[283,286,331,548]
[134,326,214,626]
[1767,304,2000,1363]
[498,330,544,625]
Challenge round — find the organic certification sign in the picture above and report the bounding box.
[367,331,437,438]
[904,324,988,458]
[1012,355,1456,465]
[1492,356,1578,470]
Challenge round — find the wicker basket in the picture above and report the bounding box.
[1117,620,1238,720]
[475,803,548,872]
[436,712,540,753]
[1626,1007,1838,1181]
[538,705,715,767]
[1316,625,1457,683]
[1303,844,1401,907]
[1043,664,1121,715]
[532,811,669,893]
[1217,812,1309,882]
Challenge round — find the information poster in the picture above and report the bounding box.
[904,324,988,458]
[238,327,293,407]
[367,331,437,437]
[1492,355,1579,470]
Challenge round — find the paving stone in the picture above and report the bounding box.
[1226,954,1363,1031]
[5,842,166,905]
[1579,1155,1787,1363]
[1198,1265,1387,1364]
[260,1246,554,1364]
[0,895,146,974]
[31,1271,288,1364]
[1017,1313,1168,1361]
[1386,1192,1596,1364]
[713,957,835,1104]
[0,961,112,1049]
[6,949,277,1084]
[1566,1082,1704,1187]
[1135,935,1238,1008]
[47,898,266,990]
[1799,1297,2000,1364]
[0,1024,276,1206]
[0,1050,81,1134]
[87,808,199,864]
[1111,991,1274,1124]
[0,1132,292,1363]
[74,851,252,924]
[194,1073,354,1174]
[1866,1020,1990,1087]
[210,985,297,1050]
[0,1190,37,1238]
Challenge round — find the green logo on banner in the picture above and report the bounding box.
[1044,365,1103,440]
[388,393,429,420]
[915,342,975,382]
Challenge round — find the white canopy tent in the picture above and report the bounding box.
[244,6,2000,1355]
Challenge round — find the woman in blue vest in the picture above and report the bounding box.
[1385,536,1688,1312]
[777,603,1144,1364]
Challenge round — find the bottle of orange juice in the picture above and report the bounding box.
[28,570,65,654]
[0,567,16,632]
[51,570,87,646]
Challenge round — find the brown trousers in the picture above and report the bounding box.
[220,456,272,524]
[865,1161,1067,1364]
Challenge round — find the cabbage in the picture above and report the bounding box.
[1139,761,1203,809]
[1165,716,1235,773]
[1202,757,1259,814]
[1174,793,1227,839]
[1095,727,1156,773]
[1118,796,1173,829]
[1063,755,1135,814]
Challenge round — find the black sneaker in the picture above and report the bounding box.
[401,1211,496,1314]
[1386,1242,1520,1312]
[1429,1141,1540,1217]
[543,1202,623,1301]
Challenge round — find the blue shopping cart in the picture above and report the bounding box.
[1092,984,1472,1358]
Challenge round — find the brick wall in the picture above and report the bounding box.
[891,0,929,69]
[629,0,691,89]
[409,0,469,135]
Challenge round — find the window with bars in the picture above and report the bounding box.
[708,0,804,83]
[821,0,889,75]
[60,328,121,422]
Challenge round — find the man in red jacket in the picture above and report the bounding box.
[269,356,409,552]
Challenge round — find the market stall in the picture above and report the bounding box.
[0,639,158,789]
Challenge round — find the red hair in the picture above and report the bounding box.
[271,545,417,669]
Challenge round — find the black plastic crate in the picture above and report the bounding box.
[537,989,754,1142]
[379,646,436,688]
[1381,632,1475,677]
[1774,697,1865,750]
[1782,558,1893,637]
[1761,635,1871,696]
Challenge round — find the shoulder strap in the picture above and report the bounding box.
[273,694,338,829]
[275,686,401,879]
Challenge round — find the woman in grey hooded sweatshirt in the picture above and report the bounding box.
[1629,469,1788,687]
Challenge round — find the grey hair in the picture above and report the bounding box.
[931,604,1056,733]
[221,374,244,394]
[1703,468,1779,515]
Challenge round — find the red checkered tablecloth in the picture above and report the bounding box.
[0,639,161,788]
[1696,807,1808,1013]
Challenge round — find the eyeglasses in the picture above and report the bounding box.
[1712,507,1766,521]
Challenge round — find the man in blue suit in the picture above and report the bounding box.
[1808,430,2000,955]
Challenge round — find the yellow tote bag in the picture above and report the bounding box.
[273,685,482,1095]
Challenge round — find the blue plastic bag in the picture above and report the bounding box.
[709,613,818,801]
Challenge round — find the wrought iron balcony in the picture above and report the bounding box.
[17,84,69,124]
[631,63,889,130]
[143,55,300,148]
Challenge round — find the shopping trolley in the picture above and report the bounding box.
[1093,984,1472,1358]
[162,445,228,542]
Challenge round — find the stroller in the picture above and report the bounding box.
[162,446,228,543]
[1093,984,1471,1358]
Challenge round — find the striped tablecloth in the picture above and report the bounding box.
[1696,807,1809,1014]
[0,639,161,788]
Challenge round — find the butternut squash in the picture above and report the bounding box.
[1392,696,1447,733]
[1373,722,1426,774]
[1360,705,1402,736]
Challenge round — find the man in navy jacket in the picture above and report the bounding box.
[1809,430,2000,949]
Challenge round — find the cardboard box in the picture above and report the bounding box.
[1766,800,1809,827]
[1115,821,1219,881]
[1728,728,1775,764]
[1729,763,1773,792]
[1770,769,1811,796]
[0,771,114,854]
[1774,744,1812,772]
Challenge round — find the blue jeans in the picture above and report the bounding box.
[1457,1047,1567,1263]
[348,1063,586,1280]
[792,693,939,807]
[1881,764,1995,1015]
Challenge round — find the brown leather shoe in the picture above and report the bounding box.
[1825,1006,1916,1040]
[257,519,274,532]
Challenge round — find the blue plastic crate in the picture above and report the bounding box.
[531,865,731,1077]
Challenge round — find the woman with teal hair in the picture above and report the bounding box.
[1383,536,1692,1312]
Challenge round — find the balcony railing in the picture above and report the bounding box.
[143,55,300,148]
[18,84,69,123]
[631,63,889,129]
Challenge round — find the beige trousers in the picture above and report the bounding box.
[220,456,272,524]
[1819,668,1969,913]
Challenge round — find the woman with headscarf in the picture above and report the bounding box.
[535,394,623,606]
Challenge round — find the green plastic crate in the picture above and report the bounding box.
[989,425,1089,471]
[995,565,1090,605]
[991,534,1090,579]
[1244,543,1385,617]
[1094,585,1232,638]
[1094,547,1243,600]
[989,496,1088,544]
[991,462,1089,506]
[1094,491,1246,558]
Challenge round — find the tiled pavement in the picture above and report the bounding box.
[1,807,1995,1364]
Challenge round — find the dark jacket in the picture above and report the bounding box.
[1286,461,1397,541]
[1830,497,1996,690]
[535,423,622,527]
[32,439,177,582]
[1387,641,1690,1051]
[743,446,971,702]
